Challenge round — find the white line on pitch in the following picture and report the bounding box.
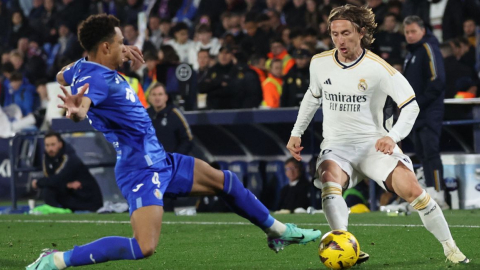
[0,219,479,228]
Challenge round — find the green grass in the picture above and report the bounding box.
[0,210,479,269]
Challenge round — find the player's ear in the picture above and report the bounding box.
[102,42,110,55]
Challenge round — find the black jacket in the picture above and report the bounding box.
[231,63,263,109]
[278,179,311,212]
[281,65,310,107]
[198,62,236,110]
[148,104,193,155]
[38,143,103,210]
[404,30,445,131]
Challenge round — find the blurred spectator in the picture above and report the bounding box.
[288,28,306,54]
[189,24,221,71]
[386,0,403,17]
[39,0,58,45]
[7,10,33,50]
[442,0,480,42]
[368,0,388,25]
[46,22,83,78]
[147,83,193,155]
[403,16,448,208]
[240,15,270,57]
[172,0,198,27]
[120,0,144,25]
[277,157,310,213]
[166,22,194,64]
[457,37,476,73]
[9,50,25,74]
[151,0,183,20]
[246,0,266,14]
[56,0,89,33]
[440,42,476,99]
[249,53,267,84]
[198,45,235,109]
[262,58,283,108]
[401,0,431,32]
[281,49,311,107]
[148,15,164,50]
[305,0,321,29]
[24,37,47,84]
[28,0,45,30]
[3,71,35,116]
[31,132,103,212]
[283,0,307,28]
[231,52,263,108]
[266,9,284,35]
[197,49,211,76]
[266,38,295,75]
[222,12,245,44]
[123,24,156,55]
[463,18,477,47]
[155,45,180,98]
[280,27,291,50]
[142,51,160,93]
[373,13,406,62]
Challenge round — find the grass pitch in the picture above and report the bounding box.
[0,210,478,269]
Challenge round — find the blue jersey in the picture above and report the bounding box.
[64,58,166,172]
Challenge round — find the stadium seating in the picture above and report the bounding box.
[228,161,248,187]
[262,161,289,210]
[246,161,265,198]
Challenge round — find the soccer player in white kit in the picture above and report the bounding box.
[287,5,470,264]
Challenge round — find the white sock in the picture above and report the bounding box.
[322,182,348,230]
[411,190,454,253]
[53,252,67,269]
[265,219,287,237]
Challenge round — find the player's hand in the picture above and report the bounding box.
[287,136,304,161]
[375,136,396,155]
[67,181,82,190]
[124,45,145,70]
[57,83,88,120]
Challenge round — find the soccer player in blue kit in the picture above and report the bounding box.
[27,14,321,270]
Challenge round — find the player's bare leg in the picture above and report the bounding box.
[319,160,369,264]
[385,162,469,264]
[131,205,164,257]
[191,158,321,252]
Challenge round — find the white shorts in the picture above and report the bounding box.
[314,139,414,191]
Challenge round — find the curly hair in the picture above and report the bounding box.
[327,4,377,48]
[77,14,120,53]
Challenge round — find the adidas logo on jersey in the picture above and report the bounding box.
[324,78,332,85]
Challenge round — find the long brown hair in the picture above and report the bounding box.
[327,4,377,48]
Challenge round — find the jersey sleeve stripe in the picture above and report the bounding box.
[172,108,193,140]
[366,53,398,75]
[311,50,335,60]
[398,95,416,109]
[423,43,437,81]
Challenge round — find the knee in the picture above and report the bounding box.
[321,170,338,184]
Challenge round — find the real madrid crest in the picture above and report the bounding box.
[358,79,368,92]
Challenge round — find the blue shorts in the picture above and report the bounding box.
[116,153,195,215]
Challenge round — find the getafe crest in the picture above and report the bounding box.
[358,79,368,92]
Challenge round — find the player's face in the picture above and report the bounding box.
[111,27,127,67]
[404,23,425,44]
[45,136,63,157]
[149,86,168,109]
[330,20,364,60]
[285,162,300,181]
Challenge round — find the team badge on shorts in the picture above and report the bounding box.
[358,79,368,92]
[154,189,163,200]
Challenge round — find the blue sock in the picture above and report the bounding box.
[220,170,274,229]
[63,237,144,267]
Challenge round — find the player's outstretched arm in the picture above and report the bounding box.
[57,83,92,122]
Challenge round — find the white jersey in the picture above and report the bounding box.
[291,49,419,146]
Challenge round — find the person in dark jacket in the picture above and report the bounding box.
[31,131,103,212]
[277,157,310,213]
[281,49,311,107]
[198,45,236,109]
[403,16,447,208]
[231,51,263,109]
[147,82,193,154]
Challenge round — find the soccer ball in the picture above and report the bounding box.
[318,230,360,269]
